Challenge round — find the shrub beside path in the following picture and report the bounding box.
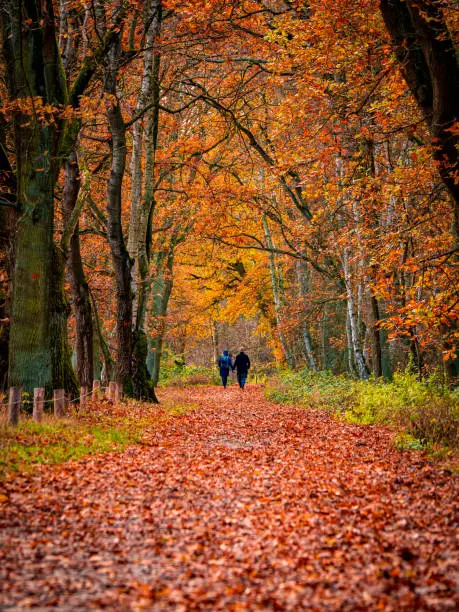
[0,385,457,610]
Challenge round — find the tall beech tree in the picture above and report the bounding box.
[0,114,17,388]
[128,0,163,400]
[104,28,134,393]
[62,153,93,389]
[1,0,69,394]
[380,0,459,233]
[0,0,127,395]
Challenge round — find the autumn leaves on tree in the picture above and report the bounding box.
[0,0,457,396]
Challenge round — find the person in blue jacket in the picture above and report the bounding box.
[234,347,250,390]
[218,349,233,388]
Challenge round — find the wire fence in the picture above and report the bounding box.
[2,386,99,407]
[1,382,122,425]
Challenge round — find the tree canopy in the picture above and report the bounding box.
[0,0,457,395]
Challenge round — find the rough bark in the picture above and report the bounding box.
[369,294,383,379]
[49,244,79,397]
[148,250,174,391]
[59,0,80,77]
[62,151,93,388]
[89,288,114,386]
[105,37,134,391]
[2,0,67,394]
[0,116,17,389]
[2,0,128,395]
[128,0,163,385]
[132,329,158,402]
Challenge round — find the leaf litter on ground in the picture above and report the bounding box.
[0,385,457,610]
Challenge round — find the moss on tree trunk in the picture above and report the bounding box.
[132,330,158,402]
[49,245,78,397]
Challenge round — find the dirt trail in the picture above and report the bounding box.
[0,385,457,610]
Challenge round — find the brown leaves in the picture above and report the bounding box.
[0,386,457,610]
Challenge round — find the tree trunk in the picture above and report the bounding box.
[211,319,219,365]
[295,260,317,371]
[346,309,357,377]
[105,38,134,392]
[335,153,369,380]
[262,213,295,368]
[380,0,459,232]
[369,294,382,379]
[342,249,370,380]
[89,288,114,386]
[173,331,187,368]
[2,0,67,394]
[128,1,162,328]
[132,329,158,402]
[49,244,79,396]
[321,306,330,370]
[148,251,174,390]
[0,138,16,389]
[409,328,424,381]
[62,151,93,389]
[363,139,384,379]
[127,1,162,400]
[2,0,124,395]
[2,2,54,393]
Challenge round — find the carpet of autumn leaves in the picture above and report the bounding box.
[0,385,457,611]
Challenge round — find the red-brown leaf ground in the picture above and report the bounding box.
[0,385,457,610]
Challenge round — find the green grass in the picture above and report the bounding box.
[265,369,459,453]
[0,397,196,480]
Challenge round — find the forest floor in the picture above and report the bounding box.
[0,384,457,610]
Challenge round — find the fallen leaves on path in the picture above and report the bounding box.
[0,385,457,610]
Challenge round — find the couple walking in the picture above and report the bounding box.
[218,348,250,390]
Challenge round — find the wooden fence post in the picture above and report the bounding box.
[7,387,22,426]
[80,386,88,409]
[92,380,100,401]
[54,389,65,417]
[108,381,117,401]
[114,383,123,403]
[33,388,45,423]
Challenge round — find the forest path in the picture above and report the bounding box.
[0,385,457,610]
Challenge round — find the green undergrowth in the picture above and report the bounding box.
[0,397,195,480]
[265,369,459,454]
[159,363,221,387]
[159,363,271,387]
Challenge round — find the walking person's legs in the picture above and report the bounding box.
[237,372,247,390]
[221,372,228,388]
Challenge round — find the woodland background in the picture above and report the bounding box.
[0,0,458,402]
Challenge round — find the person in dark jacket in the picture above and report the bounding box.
[218,349,233,388]
[234,347,250,390]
